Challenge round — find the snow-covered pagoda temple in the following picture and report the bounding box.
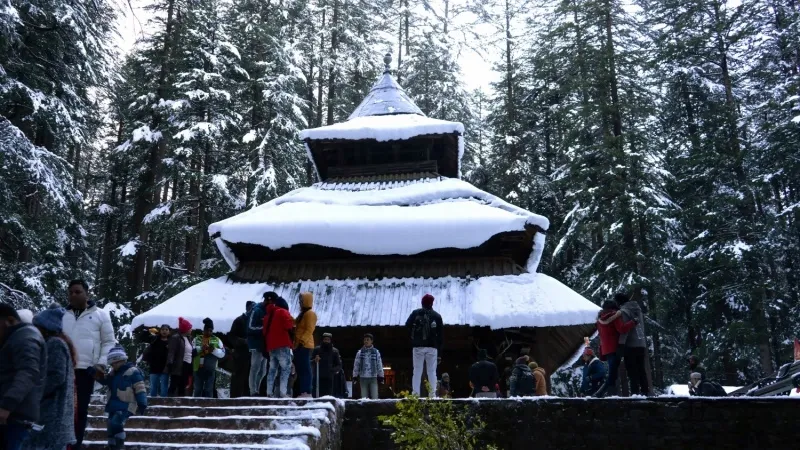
[133,55,599,394]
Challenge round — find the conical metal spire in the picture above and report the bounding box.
[347,53,424,120]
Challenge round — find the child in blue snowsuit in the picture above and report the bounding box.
[90,345,147,450]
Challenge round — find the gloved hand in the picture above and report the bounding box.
[378,377,385,385]
[353,376,359,384]
[616,344,626,359]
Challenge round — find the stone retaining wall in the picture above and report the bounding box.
[342,397,800,450]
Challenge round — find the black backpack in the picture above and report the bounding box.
[513,366,535,396]
[412,309,434,344]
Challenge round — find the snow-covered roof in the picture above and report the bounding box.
[131,273,600,333]
[299,114,463,143]
[347,70,423,119]
[208,177,550,271]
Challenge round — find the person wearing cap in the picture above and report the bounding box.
[193,318,226,397]
[405,294,443,397]
[143,324,172,397]
[91,345,147,450]
[353,333,384,399]
[166,317,193,396]
[469,349,498,398]
[0,302,46,450]
[249,292,277,396]
[230,301,255,398]
[580,346,607,397]
[23,305,77,450]
[312,332,342,398]
[61,279,116,448]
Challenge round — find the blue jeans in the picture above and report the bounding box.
[294,347,312,395]
[107,411,132,447]
[267,347,292,397]
[193,367,215,397]
[150,373,169,397]
[3,422,29,450]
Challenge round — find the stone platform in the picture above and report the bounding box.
[342,396,800,450]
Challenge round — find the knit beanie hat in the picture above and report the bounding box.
[16,309,33,324]
[322,332,333,339]
[515,355,529,365]
[202,317,214,331]
[178,317,192,334]
[33,305,66,333]
[107,346,128,365]
[583,347,595,357]
[528,361,539,370]
[422,294,435,308]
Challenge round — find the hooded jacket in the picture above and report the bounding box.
[62,300,116,369]
[25,336,76,448]
[264,303,295,352]
[294,293,317,350]
[96,361,147,415]
[509,361,535,397]
[597,310,637,356]
[580,357,607,395]
[0,323,46,423]
[533,366,548,396]
[247,302,267,351]
[618,300,646,348]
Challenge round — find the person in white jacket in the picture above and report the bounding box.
[61,279,116,449]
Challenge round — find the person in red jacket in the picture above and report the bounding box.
[263,298,295,397]
[593,299,638,397]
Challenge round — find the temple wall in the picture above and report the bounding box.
[341,397,800,449]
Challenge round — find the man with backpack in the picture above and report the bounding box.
[689,372,727,397]
[248,292,277,396]
[509,356,535,397]
[405,294,443,397]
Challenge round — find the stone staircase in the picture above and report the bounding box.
[82,397,344,450]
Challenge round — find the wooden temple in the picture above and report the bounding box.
[133,55,599,397]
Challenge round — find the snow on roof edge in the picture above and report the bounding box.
[298,114,464,142]
[132,273,599,333]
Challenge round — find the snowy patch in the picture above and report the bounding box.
[664,385,742,396]
[132,273,599,333]
[132,125,162,143]
[209,178,549,267]
[97,204,115,215]
[119,240,139,257]
[299,114,463,143]
[143,202,172,224]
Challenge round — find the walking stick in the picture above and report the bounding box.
[316,360,320,398]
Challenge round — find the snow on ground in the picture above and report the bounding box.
[665,385,742,396]
[299,114,463,142]
[209,177,550,270]
[131,273,600,333]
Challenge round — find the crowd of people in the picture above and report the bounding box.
[0,280,144,450]
[0,282,728,450]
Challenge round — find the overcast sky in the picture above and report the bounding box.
[115,1,498,90]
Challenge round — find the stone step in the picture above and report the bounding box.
[89,403,336,418]
[82,441,312,450]
[84,427,319,445]
[87,413,327,431]
[144,396,338,407]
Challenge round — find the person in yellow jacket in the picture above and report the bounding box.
[294,292,317,397]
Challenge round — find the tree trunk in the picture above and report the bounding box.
[129,0,177,312]
[326,0,340,125]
